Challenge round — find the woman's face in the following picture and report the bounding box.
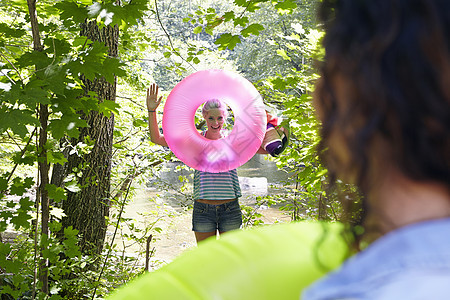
[204,108,226,132]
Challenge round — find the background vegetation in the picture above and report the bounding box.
[0,0,348,298]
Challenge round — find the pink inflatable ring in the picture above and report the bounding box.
[162,69,266,173]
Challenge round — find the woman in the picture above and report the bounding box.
[146,84,242,243]
[303,0,450,299]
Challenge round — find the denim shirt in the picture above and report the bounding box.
[302,218,450,300]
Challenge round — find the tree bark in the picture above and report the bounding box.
[62,20,119,256]
[27,0,43,52]
[37,104,49,294]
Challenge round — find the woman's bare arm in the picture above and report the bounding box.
[146,83,168,147]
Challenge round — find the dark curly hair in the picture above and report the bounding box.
[316,0,450,223]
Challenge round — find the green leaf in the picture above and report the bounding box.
[222,11,235,22]
[10,177,32,196]
[276,49,291,61]
[112,143,125,149]
[44,36,72,57]
[18,196,33,210]
[109,0,149,29]
[0,177,7,191]
[234,0,262,12]
[132,118,147,127]
[47,151,67,165]
[99,100,120,117]
[48,116,88,140]
[0,23,26,38]
[193,26,203,34]
[49,220,62,232]
[79,93,100,114]
[55,1,89,25]
[0,243,23,274]
[233,16,249,27]
[72,36,90,48]
[43,243,63,262]
[274,0,297,14]
[204,27,214,35]
[46,184,67,202]
[63,226,81,258]
[11,197,33,229]
[71,41,109,81]
[103,57,126,83]
[234,0,248,6]
[79,0,93,5]
[241,23,265,37]
[271,77,288,90]
[15,50,51,70]
[21,84,51,106]
[214,34,241,50]
[0,108,38,138]
[44,72,71,96]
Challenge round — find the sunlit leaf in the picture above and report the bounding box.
[274,0,297,14]
[193,26,203,34]
[65,182,81,193]
[233,16,249,27]
[214,34,241,50]
[241,23,264,37]
[99,100,120,117]
[50,207,67,219]
[276,49,291,61]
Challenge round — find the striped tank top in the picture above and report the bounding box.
[193,130,242,200]
[193,169,242,200]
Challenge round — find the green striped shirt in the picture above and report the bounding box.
[193,169,242,200]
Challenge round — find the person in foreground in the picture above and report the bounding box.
[302,0,450,299]
[146,85,242,243]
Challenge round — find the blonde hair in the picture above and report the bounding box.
[202,99,228,117]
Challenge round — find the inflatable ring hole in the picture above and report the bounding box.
[195,100,235,137]
[162,69,267,173]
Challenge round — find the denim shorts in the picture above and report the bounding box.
[192,200,242,233]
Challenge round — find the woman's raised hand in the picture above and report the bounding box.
[146,83,163,112]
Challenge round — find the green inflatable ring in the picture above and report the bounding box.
[107,221,349,300]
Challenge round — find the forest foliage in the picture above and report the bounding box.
[0,0,344,298]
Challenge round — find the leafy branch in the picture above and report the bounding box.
[0,51,23,82]
[0,128,37,194]
[154,0,197,71]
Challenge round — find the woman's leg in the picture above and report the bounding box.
[194,231,216,242]
[192,201,217,243]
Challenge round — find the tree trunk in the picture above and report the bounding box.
[318,193,328,220]
[37,104,50,294]
[27,0,49,294]
[62,20,119,255]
